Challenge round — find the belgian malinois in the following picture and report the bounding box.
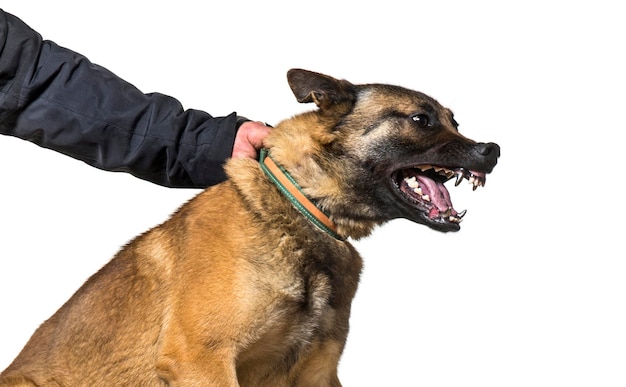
[0,69,500,386]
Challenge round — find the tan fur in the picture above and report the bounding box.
[1,69,499,386]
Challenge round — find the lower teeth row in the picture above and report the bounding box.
[404,176,465,223]
[405,176,430,202]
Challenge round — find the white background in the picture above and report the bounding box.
[1,1,624,386]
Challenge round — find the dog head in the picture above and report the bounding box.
[263,69,500,238]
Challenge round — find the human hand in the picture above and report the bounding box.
[232,121,272,159]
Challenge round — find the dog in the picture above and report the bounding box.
[0,69,500,386]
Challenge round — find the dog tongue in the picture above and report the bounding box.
[415,175,456,217]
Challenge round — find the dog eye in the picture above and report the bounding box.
[411,114,431,128]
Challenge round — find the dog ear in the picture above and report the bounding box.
[287,69,356,112]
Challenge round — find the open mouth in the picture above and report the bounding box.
[391,165,487,228]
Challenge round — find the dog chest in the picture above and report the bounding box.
[235,244,360,382]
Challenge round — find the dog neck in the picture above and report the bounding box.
[259,149,345,241]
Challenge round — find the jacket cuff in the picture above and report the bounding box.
[235,116,250,130]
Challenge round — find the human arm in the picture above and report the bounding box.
[0,9,261,188]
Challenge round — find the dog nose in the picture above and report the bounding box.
[476,142,500,158]
[473,142,500,171]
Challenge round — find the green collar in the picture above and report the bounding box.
[259,149,345,241]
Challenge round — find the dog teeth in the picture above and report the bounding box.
[448,209,466,224]
[412,165,486,192]
[403,176,429,202]
[417,165,458,180]
[469,176,477,190]
[449,215,463,223]
[468,174,485,191]
[406,177,424,196]
[403,174,469,224]
[430,165,455,176]
[402,166,486,220]
[418,165,432,172]
[451,168,485,191]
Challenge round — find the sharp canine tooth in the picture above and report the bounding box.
[457,209,467,218]
[455,174,463,186]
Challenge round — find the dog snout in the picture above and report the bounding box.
[473,142,500,170]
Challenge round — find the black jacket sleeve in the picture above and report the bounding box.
[0,9,240,188]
